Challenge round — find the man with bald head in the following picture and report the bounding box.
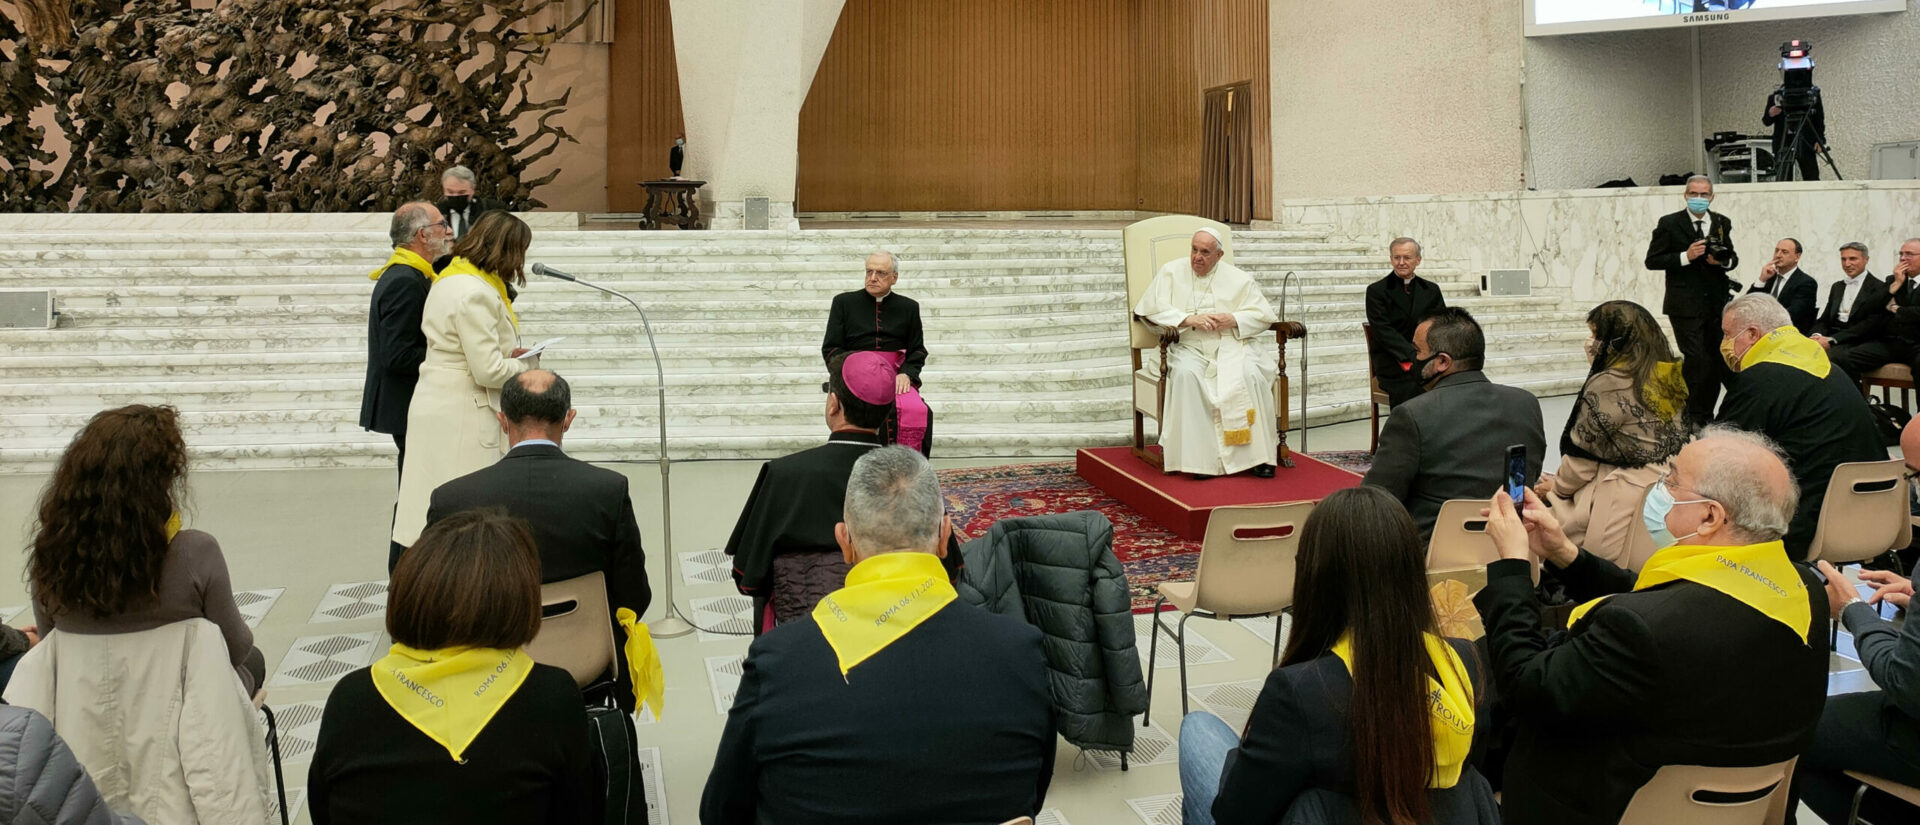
[822,251,934,454]
[1480,426,1828,825]
[1364,237,1448,406]
[1134,229,1282,478]
[425,369,651,710]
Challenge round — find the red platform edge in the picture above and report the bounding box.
[1075,446,1363,541]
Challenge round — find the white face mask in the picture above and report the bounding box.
[1643,481,1711,549]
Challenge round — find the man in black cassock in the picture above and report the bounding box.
[822,251,934,454]
[726,352,959,634]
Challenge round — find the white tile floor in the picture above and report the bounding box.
[0,396,1879,823]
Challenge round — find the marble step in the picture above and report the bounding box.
[36,273,1495,309]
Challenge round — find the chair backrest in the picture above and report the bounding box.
[1617,758,1797,825]
[1194,502,1311,616]
[525,571,617,689]
[1123,215,1234,350]
[1809,459,1912,565]
[1427,499,1498,570]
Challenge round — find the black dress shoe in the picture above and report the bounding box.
[1250,464,1275,479]
[1188,472,1221,481]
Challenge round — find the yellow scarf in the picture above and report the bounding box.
[366,247,437,282]
[615,608,665,721]
[811,552,957,677]
[437,256,518,327]
[1738,326,1830,379]
[1331,633,1476,789]
[1641,361,1688,422]
[164,512,180,541]
[371,644,535,762]
[1567,540,1810,643]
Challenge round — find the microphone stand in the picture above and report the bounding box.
[540,270,693,639]
[1277,271,1308,452]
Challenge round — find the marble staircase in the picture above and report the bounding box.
[0,225,1589,472]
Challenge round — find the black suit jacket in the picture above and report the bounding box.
[1363,273,1448,374]
[1211,638,1496,824]
[1747,267,1818,334]
[1644,210,1739,317]
[700,599,1056,825]
[1889,276,1920,346]
[1812,273,1891,346]
[821,290,928,384]
[438,197,511,240]
[1361,370,1546,537]
[1716,361,1885,559]
[1474,553,1827,825]
[359,261,432,435]
[426,444,651,708]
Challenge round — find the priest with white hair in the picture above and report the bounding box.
[1133,228,1281,478]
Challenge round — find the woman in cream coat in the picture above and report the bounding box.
[391,211,533,553]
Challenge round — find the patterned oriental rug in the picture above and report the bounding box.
[938,451,1377,613]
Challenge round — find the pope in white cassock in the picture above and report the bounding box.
[1132,229,1281,478]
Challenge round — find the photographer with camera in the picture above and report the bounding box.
[1644,175,1739,426]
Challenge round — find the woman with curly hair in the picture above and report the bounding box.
[28,404,265,693]
[1536,300,1690,566]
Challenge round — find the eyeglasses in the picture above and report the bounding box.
[1658,468,1717,507]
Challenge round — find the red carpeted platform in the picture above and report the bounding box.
[1075,446,1363,541]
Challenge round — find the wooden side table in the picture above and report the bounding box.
[638,179,707,230]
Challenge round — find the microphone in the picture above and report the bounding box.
[531,262,576,282]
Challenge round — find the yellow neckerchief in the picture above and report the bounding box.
[1640,360,1688,422]
[811,552,957,677]
[1330,633,1476,789]
[615,607,665,721]
[437,256,518,328]
[1739,326,1830,379]
[370,644,535,762]
[1568,540,1810,643]
[366,247,437,282]
[164,512,181,541]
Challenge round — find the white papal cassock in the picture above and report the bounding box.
[1133,260,1279,475]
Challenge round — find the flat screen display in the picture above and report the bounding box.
[1527,0,1907,36]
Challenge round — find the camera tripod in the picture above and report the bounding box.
[1772,89,1842,182]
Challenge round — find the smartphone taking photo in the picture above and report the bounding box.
[1506,444,1528,516]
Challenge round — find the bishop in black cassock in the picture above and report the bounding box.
[822,252,934,454]
[725,351,959,633]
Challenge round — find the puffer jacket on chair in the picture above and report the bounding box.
[4,620,273,825]
[956,510,1148,754]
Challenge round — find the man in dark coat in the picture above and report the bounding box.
[360,202,449,474]
[1834,239,1920,382]
[1364,237,1448,407]
[425,370,651,710]
[701,446,1056,825]
[1477,428,1828,825]
[1644,175,1739,425]
[726,351,961,634]
[436,165,510,241]
[1717,294,1884,560]
[1815,242,1893,379]
[1362,307,1545,538]
[822,251,933,454]
[1763,84,1826,182]
[1746,237,1818,334]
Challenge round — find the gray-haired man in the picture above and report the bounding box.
[701,446,1056,825]
[436,165,508,241]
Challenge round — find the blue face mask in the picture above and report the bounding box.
[1687,197,1711,215]
[1643,481,1709,549]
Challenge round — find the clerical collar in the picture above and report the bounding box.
[871,292,890,302]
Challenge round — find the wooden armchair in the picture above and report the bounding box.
[1123,216,1306,473]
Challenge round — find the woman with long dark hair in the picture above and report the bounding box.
[28,404,265,692]
[1537,300,1689,565]
[1178,486,1496,825]
[389,210,534,567]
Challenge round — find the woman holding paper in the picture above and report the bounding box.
[390,211,535,560]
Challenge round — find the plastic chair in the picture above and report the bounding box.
[1122,215,1305,472]
[1616,758,1797,825]
[525,571,617,689]
[1144,502,1311,724]
[1844,770,1920,824]
[1427,499,1539,584]
[1807,459,1912,566]
[1362,323,1391,454]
